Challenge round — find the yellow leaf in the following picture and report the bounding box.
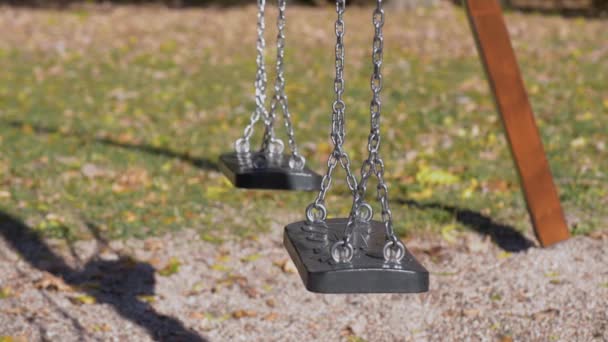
[240,253,261,262]
[441,224,459,243]
[498,251,512,259]
[123,211,137,223]
[211,263,231,272]
[137,295,156,303]
[158,257,181,277]
[0,287,13,299]
[544,271,560,278]
[570,137,586,149]
[461,179,479,199]
[69,294,96,305]
[575,112,594,121]
[410,188,433,200]
[205,186,228,201]
[603,99,608,109]
[416,166,459,186]
[529,84,540,95]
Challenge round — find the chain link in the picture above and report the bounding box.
[235,0,269,153]
[306,0,358,224]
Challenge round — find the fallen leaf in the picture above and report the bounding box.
[416,166,459,186]
[409,188,433,200]
[189,311,208,320]
[499,336,513,342]
[0,287,13,299]
[81,163,112,179]
[570,137,587,149]
[589,230,607,240]
[266,299,276,308]
[34,273,73,292]
[263,312,279,321]
[274,259,297,274]
[143,238,164,251]
[211,263,231,272]
[340,326,355,337]
[232,309,257,319]
[90,324,112,332]
[440,224,459,244]
[157,257,181,277]
[498,251,512,259]
[531,308,560,321]
[137,295,156,303]
[240,253,261,262]
[0,336,27,342]
[243,286,259,299]
[69,294,96,305]
[462,309,480,317]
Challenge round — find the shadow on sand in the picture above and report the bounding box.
[396,199,535,252]
[0,211,207,341]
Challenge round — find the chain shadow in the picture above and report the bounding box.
[396,199,535,252]
[3,120,218,172]
[0,211,207,341]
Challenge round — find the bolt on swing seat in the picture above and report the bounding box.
[219,0,321,191]
[284,0,428,294]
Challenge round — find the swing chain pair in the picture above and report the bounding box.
[309,0,405,264]
[353,0,404,263]
[305,0,359,224]
[235,0,305,170]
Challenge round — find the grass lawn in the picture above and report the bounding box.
[0,4,606,241]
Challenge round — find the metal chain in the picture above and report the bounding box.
[335,0,405,263]
[235,0,269,153]
[261,1,285,154]
[261,0,306,168]
[305,0,358,225]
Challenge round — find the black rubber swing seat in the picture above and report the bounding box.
[218,152,322,191]
[284,218,429,294]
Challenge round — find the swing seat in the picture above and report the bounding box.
[284,218,429,293]
[219,152,322,191]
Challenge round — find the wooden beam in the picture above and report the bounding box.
[464,0,570,247]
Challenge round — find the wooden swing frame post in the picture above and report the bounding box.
[463,0,570,246]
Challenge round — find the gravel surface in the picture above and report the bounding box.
[0,214,607,341]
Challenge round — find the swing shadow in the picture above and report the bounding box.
[3,120,219,172]
[396,199,535,252]
[0,211,207,341]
